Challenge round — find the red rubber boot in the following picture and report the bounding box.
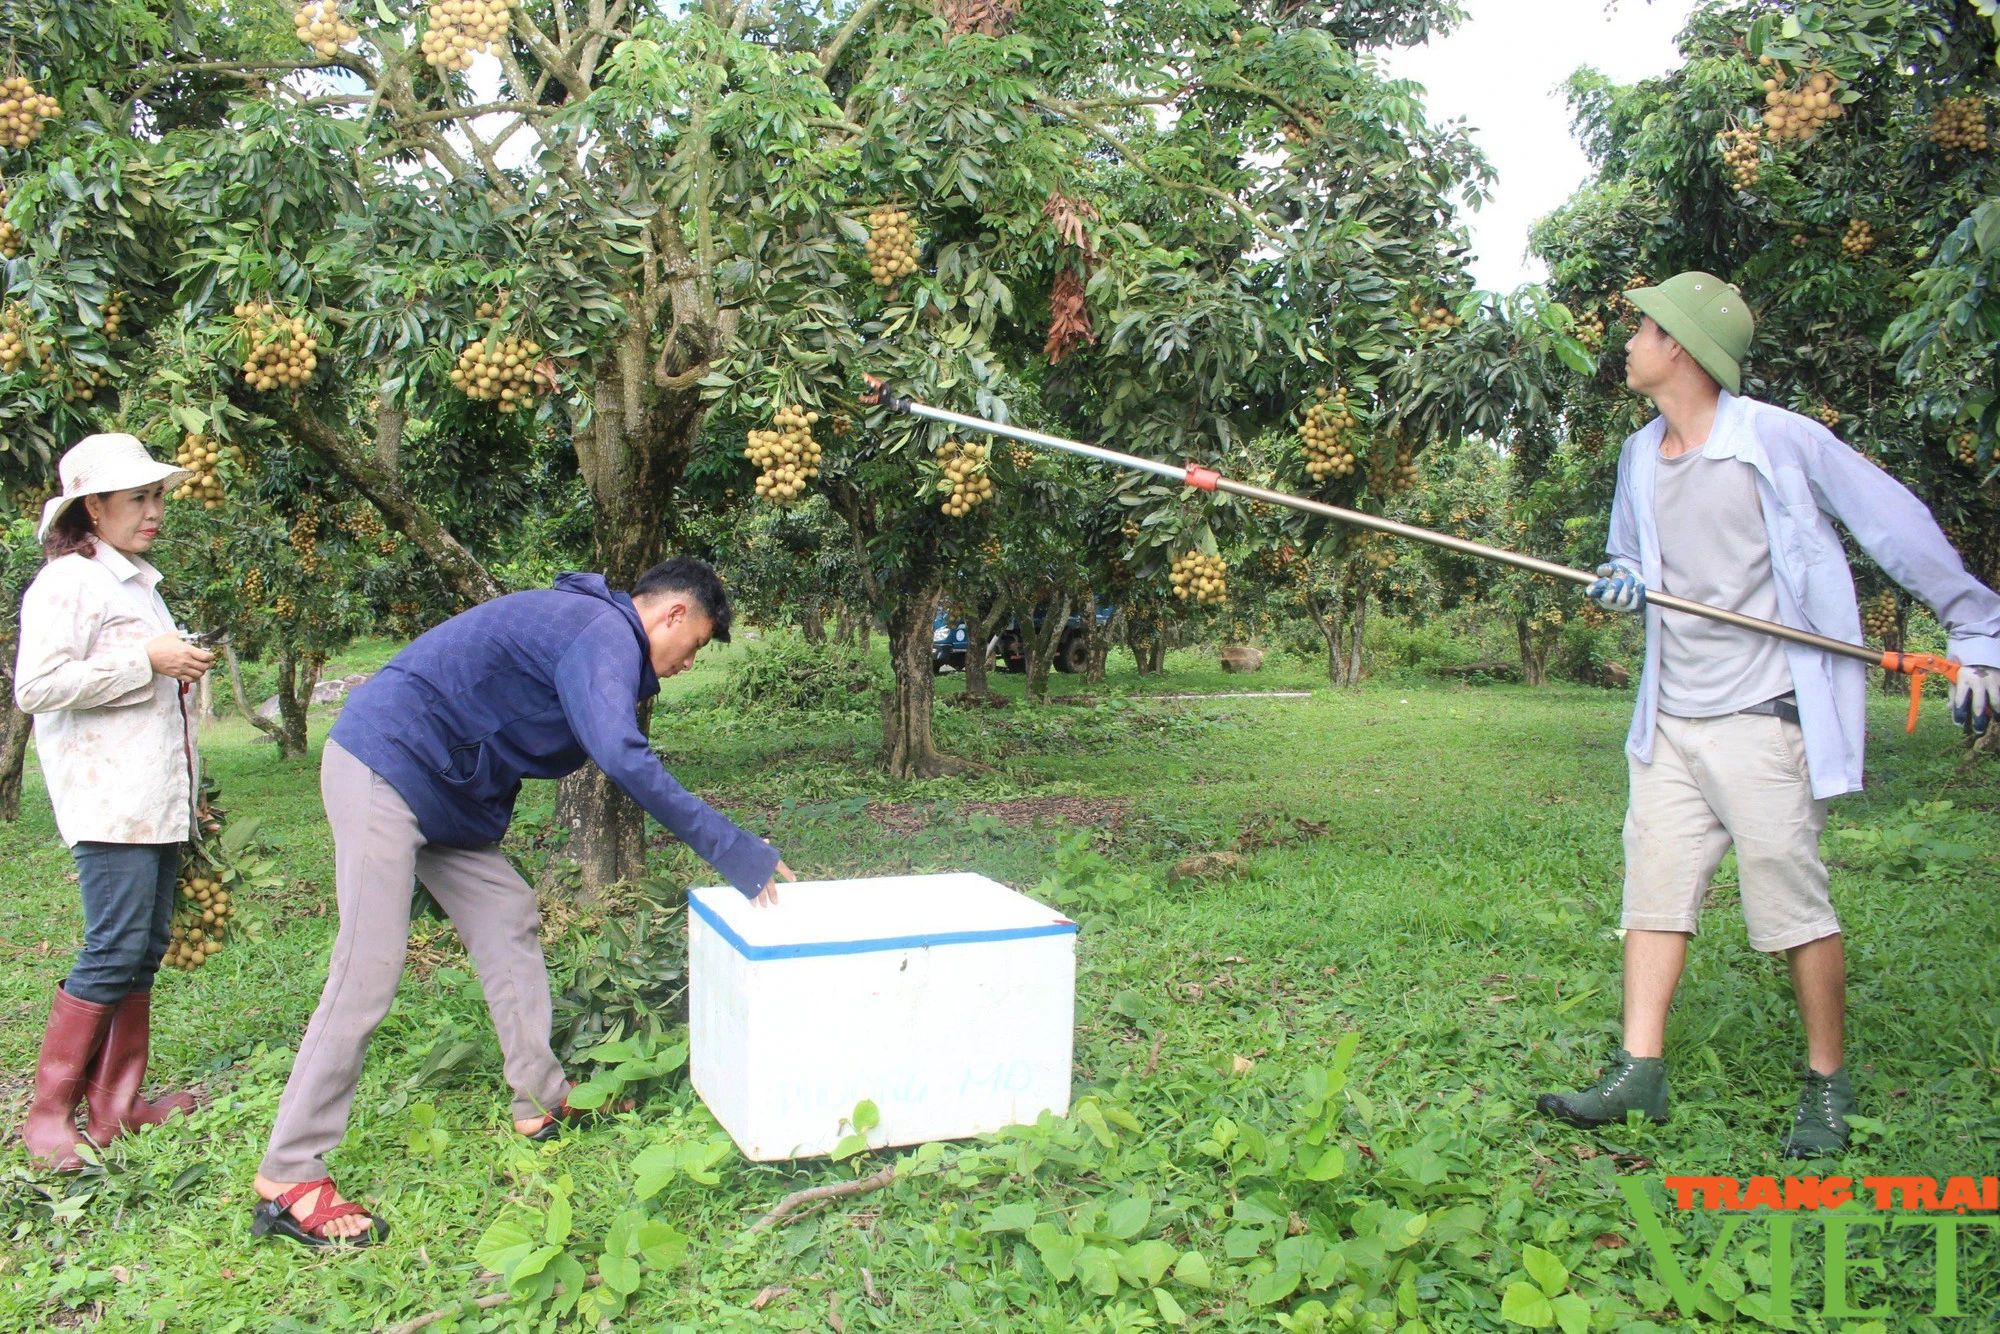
[84,991,197,1144]
[20,987,116,1170]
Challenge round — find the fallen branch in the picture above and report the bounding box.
[1142,1029,1166,1078]
[748,1164,897,1234]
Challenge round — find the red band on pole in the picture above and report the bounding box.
[1185,465,1219,491]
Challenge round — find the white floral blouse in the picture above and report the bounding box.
[13,545,197,846]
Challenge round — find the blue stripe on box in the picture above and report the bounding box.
[688,893,1078,961]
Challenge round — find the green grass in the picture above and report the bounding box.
[1,638,1995,1332]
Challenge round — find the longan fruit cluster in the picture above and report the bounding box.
[1758,62,1843,142]
[1578,424,1606,456]
[1929,96,1987,154]
[1170,550,1228,604]
[1299,386,1357,480]
[1954,429,1979,467]
[295,0,359,57]
[0,314,25,375]
[1573,308,1606,349]
[745,404,821,505]
[1720,127,1762,190]
[1814,403,1841,428]
[865,207,919,290]
[273,593,298,619]
[1378,439,1419,495]
[421,0,517,70]
[47,360,108,402]
[1840,219,1874,257]
[100,290,123,340]
[0,76,59,149]
[234,302,319,390]
[173,433,234,510]
[340,503,383,538]
[1861,592,1898,641]
[167,869,236,971]
[935,440,993,517]
[242,566,265,602]
[0,188,20,259]
[289,505,323,561]
[1410,294,1462,334]
[450,330,541,412]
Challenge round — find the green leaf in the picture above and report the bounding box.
[1073,1245,1121,1297]
[1501,1282,1555,1328]
[1118,1239,1178,1288]
[851,1099,880,1132]
[598,1241,641,1297]
[1522,1244,1568,1297]
[1246,1258,1302,1306]
[544,1189,573,1246]
[472,1215,540,1277]
[831,1132,870,1161]
[1104,1194,1152,1240]
[1029,1226,1083,1282]
[635,1220,688,1270]
[1551,1292,1591,1334]
[1301,1146,1347,1181]
[981,1202,1037,1233]
[1173,1250,1213,1289]
[1154,1287,1188,1325]
[509,1243,562,1287]
[1075,1100,1117,1148]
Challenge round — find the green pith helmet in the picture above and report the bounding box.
[1627,271,1754,393]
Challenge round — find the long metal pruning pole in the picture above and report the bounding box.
[863,377,1962,731]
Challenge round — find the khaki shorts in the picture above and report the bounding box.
[1623,711,1838,953]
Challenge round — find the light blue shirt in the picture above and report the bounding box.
[1608,390,2000,799]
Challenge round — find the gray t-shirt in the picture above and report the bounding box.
[1652,447,1795,718]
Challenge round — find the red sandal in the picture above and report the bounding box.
[250,1178,390,1248]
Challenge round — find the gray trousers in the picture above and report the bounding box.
[260,740,569,1181]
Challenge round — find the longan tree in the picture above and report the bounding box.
[7,0,1512,882]
[1530,0,2000,617]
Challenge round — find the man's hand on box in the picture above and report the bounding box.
[753,858,796,908]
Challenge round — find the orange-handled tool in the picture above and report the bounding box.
[863,377,1965,732]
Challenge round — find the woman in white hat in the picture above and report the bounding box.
[13,432,218,1169]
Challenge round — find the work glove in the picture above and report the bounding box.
[1953,664,1999,735]
[1586,563,1646,613]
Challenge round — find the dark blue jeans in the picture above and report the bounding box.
[66,843,180,1005]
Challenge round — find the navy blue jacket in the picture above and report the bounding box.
[330,573,779,897]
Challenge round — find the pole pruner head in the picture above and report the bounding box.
[861,374,913,416]
[1881,650,1963,733]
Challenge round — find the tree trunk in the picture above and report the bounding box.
[1345,592,1367,687]
[799,600,826,644]
[1516,614,1549,688]
[0,692,30,823]
[554,703,654,898]
[554,331,701,895]
[1147,635,1166,674]
[1017,593,1072,702]
[857,616,872,654]
[960,588,1009,697]
[1082,597,1127,686]
[375,399,407,475]
[1303,585,1352,687]
[269,641,319,760]
[879,581,975,778]
[834,603,855,646]
[223,643,306,756]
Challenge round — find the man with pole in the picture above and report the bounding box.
[1534,273,2000,1155]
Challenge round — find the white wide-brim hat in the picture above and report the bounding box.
[37,433,193,542]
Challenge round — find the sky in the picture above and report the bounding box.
[1378,0,1700,292]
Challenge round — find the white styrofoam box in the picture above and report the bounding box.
[688,872,1077,1161]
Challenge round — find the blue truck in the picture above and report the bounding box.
[932,604,1114,675]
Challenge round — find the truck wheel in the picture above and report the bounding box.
[1056,634,1089,674]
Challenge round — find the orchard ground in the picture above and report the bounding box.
[0,638,1995,1332]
